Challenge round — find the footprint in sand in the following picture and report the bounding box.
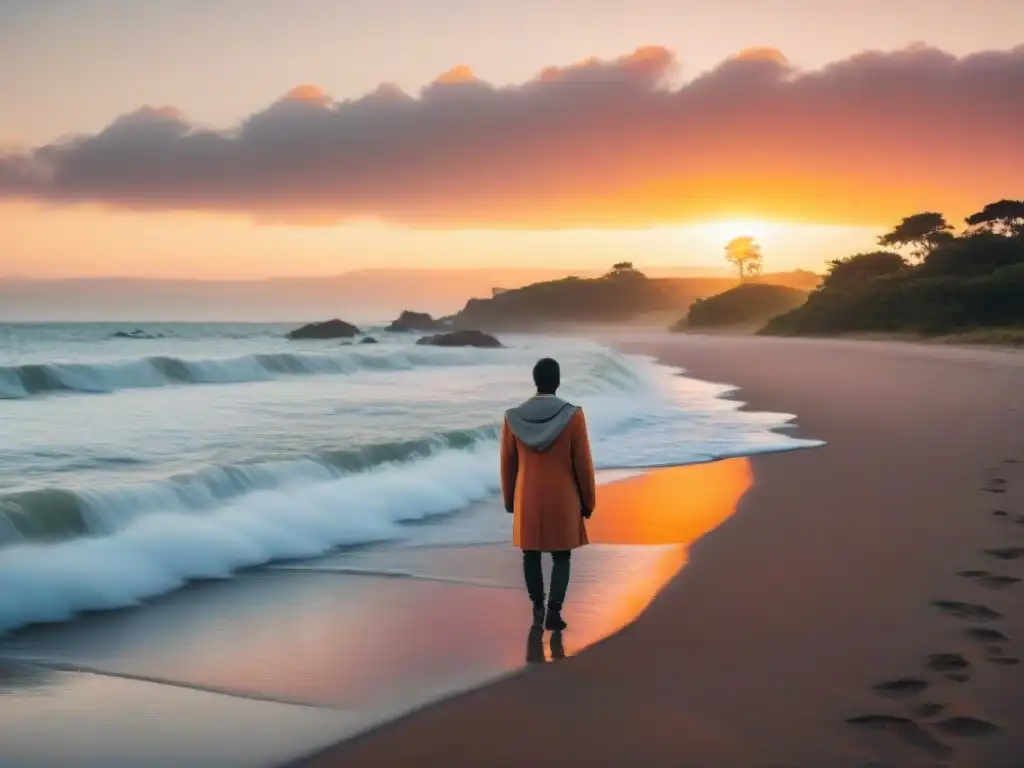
[913,702,947,719]
[992,510,1009,517]
[933,716,1001,738]
[957,569,1021,589]
[984,547,1024,560]
[988,657,1021,666]
[945,672,971,683]
[931,600,1003,621]
[980,575,1021,589]
[872,678,928,697]
[847,714,914,726]
[845,715,953,758]
[958,569,988,578]
[965,627,1009,643]
[985,647,1021,666]
[1006,458,1020,465]
[982,478,1008,493]
[926,653,970,672]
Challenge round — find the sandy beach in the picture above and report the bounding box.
[300,334,1024,768]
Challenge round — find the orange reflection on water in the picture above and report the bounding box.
[554,457,753,658]
[589,458,753,546]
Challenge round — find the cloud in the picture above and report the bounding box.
[1,45,1022,227]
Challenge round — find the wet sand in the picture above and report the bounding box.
[0,459,750,767]
[302,334,1024,768]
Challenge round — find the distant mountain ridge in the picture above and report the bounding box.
[450,270,820,330]
[0,266,739,322]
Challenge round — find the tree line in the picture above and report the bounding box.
[762,199,1024,336]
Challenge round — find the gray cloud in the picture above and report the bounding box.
[2,44,1022,226]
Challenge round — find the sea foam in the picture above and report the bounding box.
[0,446,499,634]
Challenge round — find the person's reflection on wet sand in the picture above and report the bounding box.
[550,630,565,660]
[526,625,545,663]
[525,626,567,664]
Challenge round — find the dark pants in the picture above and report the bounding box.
[522,550,571,610]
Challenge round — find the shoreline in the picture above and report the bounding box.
[670,326,1024,347]
[300,332,1024,767]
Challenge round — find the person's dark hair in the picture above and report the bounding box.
[532,358,560,394]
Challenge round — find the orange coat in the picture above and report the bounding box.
[500,409,597,552]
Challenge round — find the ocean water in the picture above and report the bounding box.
[0,323,819,635]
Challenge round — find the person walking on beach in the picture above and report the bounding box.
[500,358,597,631]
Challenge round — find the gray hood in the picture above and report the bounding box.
[504,395,579,452]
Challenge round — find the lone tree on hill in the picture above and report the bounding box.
[605,261,645,278]
[878,212,954,260]
[724,236,763,280]
[965,200,1024,237]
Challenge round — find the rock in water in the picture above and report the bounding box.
[111,329,162,339]
[386,311,445,332]
[359,337,379,344]
[416,330,503,348]
[287,319,360,340]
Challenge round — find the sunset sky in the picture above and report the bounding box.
[2,0,1022,279]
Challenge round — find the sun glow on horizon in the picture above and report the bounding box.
[656,217,885,266]
[1,198,886,280]
[689,218,785,244]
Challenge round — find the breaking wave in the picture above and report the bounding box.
[0,442,504,634]
[0,427,498,546]
[0,347,505,399]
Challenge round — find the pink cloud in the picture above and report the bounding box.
[1,45,1021,227]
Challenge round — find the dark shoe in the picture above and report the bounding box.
[544,606,567,631]
[532,602,545,627]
